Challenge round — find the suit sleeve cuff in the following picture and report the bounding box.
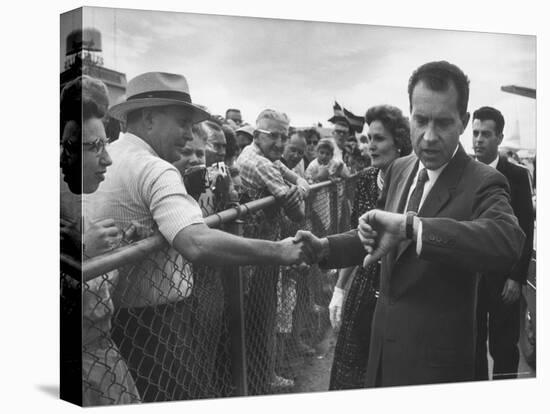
[416,218,423,256]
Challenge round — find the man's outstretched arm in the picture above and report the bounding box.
[173,223,314,266]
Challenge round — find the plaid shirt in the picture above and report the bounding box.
[236,142,299,200]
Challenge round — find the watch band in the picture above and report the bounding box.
[406,212,416,240]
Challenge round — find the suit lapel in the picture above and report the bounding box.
[392,159,419,262]
[496,155,507,175]
[393,159,419,213]
[417,145,469,218]
[394,146,469,263]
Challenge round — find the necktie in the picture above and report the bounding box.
[406,168,429,214]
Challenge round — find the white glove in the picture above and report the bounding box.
[329,287,346,330]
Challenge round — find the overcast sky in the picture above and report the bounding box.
[61,6,536,150]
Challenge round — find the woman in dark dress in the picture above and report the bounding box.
[329,105,412,390]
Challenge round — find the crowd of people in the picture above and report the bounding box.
[60,59,534,406]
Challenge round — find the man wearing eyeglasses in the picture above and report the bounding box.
[235,108,310,393]
[87,73,313,402]
[331,119,352,163]
[236,109,310,222]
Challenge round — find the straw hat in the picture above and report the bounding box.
[108,72,210,123]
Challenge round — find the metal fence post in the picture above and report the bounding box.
[330,182,339,234]
[223,219,248,396]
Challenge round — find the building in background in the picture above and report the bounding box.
[60,27,126,140]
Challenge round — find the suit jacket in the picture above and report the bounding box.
[322,145,525,387]
[495,156,534,284]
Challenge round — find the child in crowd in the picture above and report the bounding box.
[305,139,348,183]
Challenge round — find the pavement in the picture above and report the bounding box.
[292,328,535,394]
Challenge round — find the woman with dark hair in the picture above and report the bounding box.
[222,123,240,167]
[60,75,141,405]
[328,105,412,390]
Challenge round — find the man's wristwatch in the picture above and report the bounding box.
[319,237,330,260]
[405,212,416,240]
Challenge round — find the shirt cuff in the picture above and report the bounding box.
[416,218,423,256]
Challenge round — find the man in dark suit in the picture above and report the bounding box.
[471,106,535,380]
[296,61,525,387]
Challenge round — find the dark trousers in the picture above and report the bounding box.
[475,274,520,380]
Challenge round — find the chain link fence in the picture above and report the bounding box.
[60,175,358,406]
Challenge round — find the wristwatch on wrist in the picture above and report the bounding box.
[405,212,416,240]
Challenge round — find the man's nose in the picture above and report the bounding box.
[182,125,194,141]
[100,149,113,166]
[423,123,437,142]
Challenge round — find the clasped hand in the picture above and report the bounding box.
[277,230,326,268]
[282,209,409,268]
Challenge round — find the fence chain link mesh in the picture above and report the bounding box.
[61,176,359,404]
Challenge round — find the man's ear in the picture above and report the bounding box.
[142,108,155,130]
[461,111,470,131]
[461,112,470,129]
[497,133,504,146]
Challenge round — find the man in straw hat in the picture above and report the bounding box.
[88,72,312,401]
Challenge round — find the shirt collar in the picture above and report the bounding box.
[487,155,500,169]
[123,132,159,157]
[251,142,280,165]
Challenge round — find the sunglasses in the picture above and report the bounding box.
[256,128,289,142]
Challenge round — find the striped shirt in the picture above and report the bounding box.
[235,142,299,200]
[87,133,203,307]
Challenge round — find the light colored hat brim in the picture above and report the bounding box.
[108,98,210,124]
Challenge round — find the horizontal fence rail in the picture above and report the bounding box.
[67,180,337,282]
[60,176,358,405]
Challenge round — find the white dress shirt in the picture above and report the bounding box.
[406,145,459,254]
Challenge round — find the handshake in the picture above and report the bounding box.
[278,209,413,268]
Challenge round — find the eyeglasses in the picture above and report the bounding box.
[256,128,289,142]
[82,136,109,154]
[333,129,349,136]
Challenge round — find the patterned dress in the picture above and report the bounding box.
[329,167,381,390]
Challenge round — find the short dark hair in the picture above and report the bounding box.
[303,128,321,142]
[317,138,334,154]
[472,106,505,136]
[365,105,412,157]
[226,108,241,117]
[203,119,224,135]
[221,124,239,159]
[408,61,470,116]
[60,75,109,138]
[60,75,109,193]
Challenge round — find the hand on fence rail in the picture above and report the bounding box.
[83,218,123,257]
[122,220,155,244]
